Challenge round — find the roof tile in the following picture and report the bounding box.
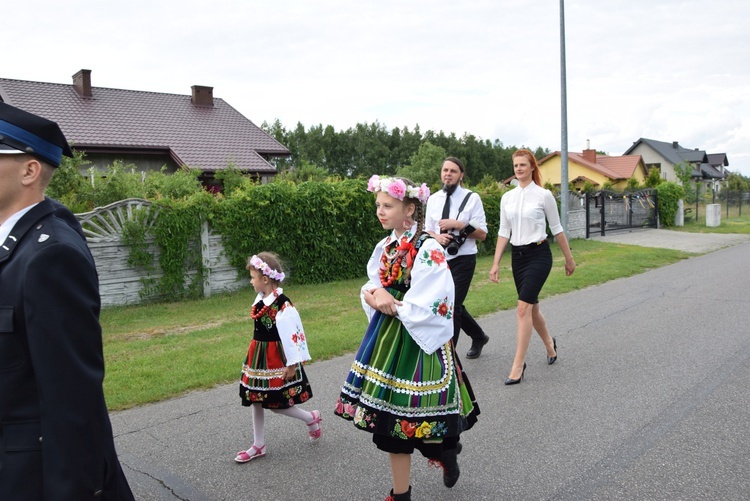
[0,77,289,172]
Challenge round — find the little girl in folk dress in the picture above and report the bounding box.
[335,177,479,501]
[235,252,321,463]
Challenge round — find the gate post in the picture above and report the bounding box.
[628,194,634,227]
[600,193,606,236]
[585,192,590,238]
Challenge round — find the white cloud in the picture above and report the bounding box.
[3,0,750,174]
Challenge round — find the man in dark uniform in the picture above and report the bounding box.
[0,102,134,500]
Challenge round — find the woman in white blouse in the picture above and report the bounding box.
[489,149,576,385]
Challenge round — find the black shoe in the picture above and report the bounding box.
[439,448,460,488]
[385,486,411,501]
[504,362,526,385]
[466,334,489,359]
[547,337,557,365]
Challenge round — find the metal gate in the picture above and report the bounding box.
[585,189,658,237]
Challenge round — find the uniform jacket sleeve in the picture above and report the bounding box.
[25,239,118,499]
[0,199,133,500]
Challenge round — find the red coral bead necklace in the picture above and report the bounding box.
[251,290,279,319]
[379,257,401,287]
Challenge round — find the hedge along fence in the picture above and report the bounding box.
[77,180,509,306]
[211,179,388,284]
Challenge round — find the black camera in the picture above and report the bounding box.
[445,220,480,255]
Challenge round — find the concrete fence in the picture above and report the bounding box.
[76,199,247,307]
[77,195,587,307]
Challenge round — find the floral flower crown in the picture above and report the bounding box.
[249,255,286,282]
[367,175,430,204]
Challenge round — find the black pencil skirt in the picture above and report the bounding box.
[511,239,552,304]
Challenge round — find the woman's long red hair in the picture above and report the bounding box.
[512,149,542,186]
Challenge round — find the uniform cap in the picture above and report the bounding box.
[0,102,73,167]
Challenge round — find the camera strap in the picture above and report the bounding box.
[456,190,474,218]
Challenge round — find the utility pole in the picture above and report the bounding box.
[560,0,569,233]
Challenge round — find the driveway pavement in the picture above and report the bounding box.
[110,230,750,500]
[589,227,750,253]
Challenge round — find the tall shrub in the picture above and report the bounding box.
[149,192,214,300]
[656,182,685,227]
[212,179,384,284]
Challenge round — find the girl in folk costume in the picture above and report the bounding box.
[334,176,479,501]
[235,252,321,463]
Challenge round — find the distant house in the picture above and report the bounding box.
[623,138,728,192]
[0,69,290,189]
[534,148,648,191]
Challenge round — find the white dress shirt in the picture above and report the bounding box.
[425,184,488,260]
[0,203,37,247]
[498,181,563,246]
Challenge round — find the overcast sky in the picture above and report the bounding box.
[5,0,749,175]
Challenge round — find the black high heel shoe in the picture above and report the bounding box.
[504,362,526,385]
[547,337,557,365]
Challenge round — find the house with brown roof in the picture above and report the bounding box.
[535,148,648,191]
[0,69,290,188]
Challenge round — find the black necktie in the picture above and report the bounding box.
[441,193,451,233]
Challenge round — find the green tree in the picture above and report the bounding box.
[533,146,551,161]
[260,119,294,172]
[213,164,254,196]
[625,177,641,191]
[47,150,90,212]
[275,160,333,183]
[261,119,548,185]
[87,161,146,208]
[727,172,749,191]
[389,125,423,171]
[396,141,447,185]
[644,167,663,188]
[673,162,697,203]
[348,121,393,177]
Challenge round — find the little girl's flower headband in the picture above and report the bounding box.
[249,255,286,282]
[367,175,430,204]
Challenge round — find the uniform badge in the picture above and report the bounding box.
[38,234,50,243]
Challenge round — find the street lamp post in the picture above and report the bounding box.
[560,0,569,233]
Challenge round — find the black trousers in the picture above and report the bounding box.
[449,254,486,346]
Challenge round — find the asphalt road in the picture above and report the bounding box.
[110,230,750,500]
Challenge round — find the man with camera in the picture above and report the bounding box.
[425,157,490,359]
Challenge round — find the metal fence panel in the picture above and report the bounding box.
[586,189,658,237]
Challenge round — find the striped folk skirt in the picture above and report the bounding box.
[335,289,477,442]
[239,338,313,409]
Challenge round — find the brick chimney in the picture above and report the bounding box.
[73,69,93,98]
[582,140,596,163]
[191,85,214,107]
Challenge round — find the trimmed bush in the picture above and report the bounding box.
[656,182,685,227]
